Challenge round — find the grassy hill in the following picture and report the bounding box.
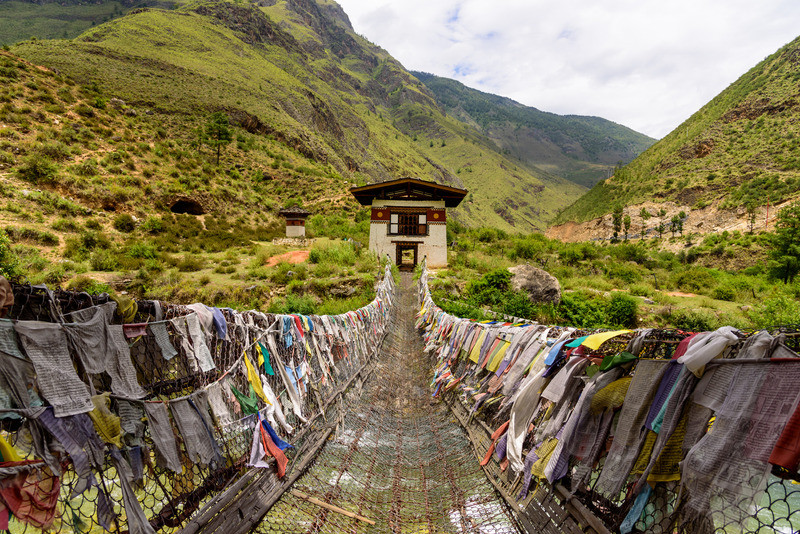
[414,72,655,188]
[555,34,800,225]
[0,0,182,45]
[9,0,591,233]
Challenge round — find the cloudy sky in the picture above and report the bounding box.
[335,0,800,139]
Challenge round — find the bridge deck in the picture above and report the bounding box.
[257,273,519,532]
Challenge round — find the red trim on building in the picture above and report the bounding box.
[371,208,392,222]
[427,209,446,224]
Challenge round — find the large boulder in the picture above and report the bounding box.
[508,265,561,304]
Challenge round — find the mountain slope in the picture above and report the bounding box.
[554,34,800,225]
[0,0,182,46]
[11,0,586,232]
[413,71,655,188]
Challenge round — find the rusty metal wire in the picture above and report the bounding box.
[257,274,520,533]
[1,271,392,534]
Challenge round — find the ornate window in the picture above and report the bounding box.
[389,212,427,236]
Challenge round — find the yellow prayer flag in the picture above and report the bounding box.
[0,434,21,462]
[244,351,271,405]
[486,341,510,373]
[581,330,632,351]
[469,331,487,363]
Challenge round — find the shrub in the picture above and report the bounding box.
[73,159,97,176]
[89,249,118,271]
[607,293,638,327]
[63,230,111,261]
[36,141,71,161]
[273,293,316,315]
[75,104,94,118]
[670,268,716,293]
[113,213,136,233]
[467,268,512,306]
[177,254,205,272]
[66,275,110,294]
[509,238,547,261]
[711,285,736,301]
[604,263,643,284]
[0,230,20,279]
[16,155,57,184]
[6,227,59,246]
[140,216,164,234]
[308,241,359,266]
[669,308,717,332]
[559,291,608,328]
[52,218,81,232]
[748,295,800,329]
[127,242,157,259]
[270,262,307,284]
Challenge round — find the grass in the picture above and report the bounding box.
[431,224,798,330]
[9,0,587,234]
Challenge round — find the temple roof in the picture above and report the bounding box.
[349,178,468,208]
[278,206,311,218]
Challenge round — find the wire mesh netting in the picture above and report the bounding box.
[0,268,393,533]
[257,273,520,533]
[416,261,800,534]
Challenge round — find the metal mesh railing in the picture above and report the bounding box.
[257,273,520,533]
[0,266,394,533]
[416,260,800,534]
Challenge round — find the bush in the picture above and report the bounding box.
[604,263,643,284]
[36,142,71,162]
[270,262,307,284]
[73,159,97,176]
[467,268,511,306]
[113,213,136,233]
[607,293,638,327]
[0,230,21,279]
[89,249,118,271]
[509,239,547,261]
[177,254,205,272]
[711,285,736,301]
[140,217,164,234]
[748,295,800,329]
[308,241,360,266]
[270,293,316,315]
[127,242,157,259]
[671,267,717,293]
[66,275,110,294]
[16,155,57,184]
[669,308,717,332]
[559,291,608,328]
[6,227,59,246]
[52,218,81,232]
[63,231,112,261]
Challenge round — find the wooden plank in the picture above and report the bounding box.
[289,489,376,525]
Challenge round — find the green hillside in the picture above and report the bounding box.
[0,0,182,45]
[413,71,655,188]
[555,34,800,225]
[9,0,588,233]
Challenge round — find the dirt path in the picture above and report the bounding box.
[265,250,310,267]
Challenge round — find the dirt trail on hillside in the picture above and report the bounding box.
[266,250,310,266]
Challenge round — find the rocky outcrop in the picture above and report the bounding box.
[508,265,561,304]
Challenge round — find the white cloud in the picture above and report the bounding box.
[336,0,800,138]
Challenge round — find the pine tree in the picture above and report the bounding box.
[612,206,623,241]
[639,208,651,239]
[769,203,800,283]
[204,112,233,166]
